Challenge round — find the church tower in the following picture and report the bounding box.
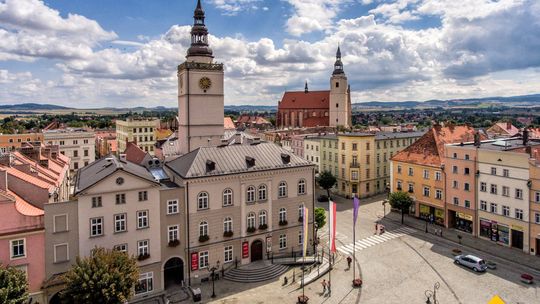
[329,46,351,128]
[178,0,224,154]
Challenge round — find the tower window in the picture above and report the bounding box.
[336,82,339,88]
[336,103,339,108]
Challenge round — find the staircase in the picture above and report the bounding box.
[224,263,289,283]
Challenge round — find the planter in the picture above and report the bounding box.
[247,227,256,233]
[486,261,497,270]
[223,231,233,237]
[137,253,150,261]
[258,224,268,230]
[297,295,309,304]
[199,235,210,242]
[168,239,180,247]
[279,220,288,226]
[352,278,362,287]
[521,274,534,284]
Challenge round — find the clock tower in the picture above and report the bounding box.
[178,0,225,155]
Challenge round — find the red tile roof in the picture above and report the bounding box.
[224,117,235,130]
[302,116,330,127]
[11,190,44,216]
[392,125,485,166]
[278,90,330,110]
[124,142,149,164]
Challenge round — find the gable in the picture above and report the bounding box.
[81,170,158,195]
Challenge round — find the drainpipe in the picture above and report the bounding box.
[474,152,479,238]
[186,68,191,153]
[186,181,191,286]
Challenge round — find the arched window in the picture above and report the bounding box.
[298,205,304,221]
[259,210,267,226]
[246,186,255,203]
[223,217,232,233]
[223,188,233,206]
[198,192,209,210]
[199,221,208,237]
[279,208,287,223]
[258,184,267,201]
[247,212,256,229]
[298,179,306,195]
[278,181,287,198]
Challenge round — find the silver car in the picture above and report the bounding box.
[454,254,487,272]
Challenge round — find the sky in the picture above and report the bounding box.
[0,0,539,108]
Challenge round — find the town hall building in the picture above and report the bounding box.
[276,47,352,129]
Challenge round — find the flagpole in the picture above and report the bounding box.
[353,210,355,280]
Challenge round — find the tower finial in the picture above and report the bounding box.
[337,44,341,59]
[305,81,309,93]
[187,0,213,58]
[332,44,344,75]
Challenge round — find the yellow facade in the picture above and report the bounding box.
[529,159,540,256]
[335,134,376,198]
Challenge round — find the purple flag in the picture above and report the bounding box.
[353,196,360,226]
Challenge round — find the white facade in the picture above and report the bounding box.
[304,138,321,172]
[43,129,95,171]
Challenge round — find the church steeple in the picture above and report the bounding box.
[304,81,309,93]
[332,45,344,75]
[187,0,213,59]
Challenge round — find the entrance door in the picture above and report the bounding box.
[537,238,540,256]
[164,257,184,289]
[50,293,61,304]
[511,230,524,249]
[251,240,263,262]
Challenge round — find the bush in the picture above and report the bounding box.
[0,264,28,304]
[137,253,150,261]
[199,235,210,242]
[258,224,268,230]
[168,239,180,247]
[223,231,233,237]
[247,227,256,233]
[279,220,288,226]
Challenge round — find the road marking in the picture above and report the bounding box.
[337,227,416,255]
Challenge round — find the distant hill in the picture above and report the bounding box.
[0,103,69,110]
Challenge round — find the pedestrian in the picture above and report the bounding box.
[327,280,331,296]
[321,279,327,293]
[375,223,378,235]
[347,256,352,269]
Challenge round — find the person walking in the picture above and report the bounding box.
[321,279,327,294]
[327,280,331,296]
[347,256,352,270]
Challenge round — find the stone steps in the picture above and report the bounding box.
[224,264,289,283]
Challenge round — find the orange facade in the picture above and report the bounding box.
[0,133,42,152]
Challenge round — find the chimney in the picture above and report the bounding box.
[526,145,532,156]
[507,122,512,130]
[523,128,529,146]
[474,131,481,147]
[235,132,242,144]
[0,169,7,191]
[119,154,127,162]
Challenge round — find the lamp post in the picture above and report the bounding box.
[425,216,429,233]
[383,184,390,218]
[424,282,440,304]
[208,260,220,298]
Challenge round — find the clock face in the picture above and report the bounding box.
[199,77,212,90]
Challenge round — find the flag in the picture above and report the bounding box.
[353,196,360,226]
[329,200,337,253]
[302,206,309,257]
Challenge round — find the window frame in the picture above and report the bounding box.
[10,239,26,259]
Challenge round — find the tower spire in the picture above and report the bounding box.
[187,0,213,59]
[333,45,344,75]
[305,81,309,93]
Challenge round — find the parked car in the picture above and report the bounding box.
[454,254,487,272]
[317,194,328,202]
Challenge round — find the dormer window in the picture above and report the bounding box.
[281,153,291,164]
[246,156,255,168]
[336,82,339,88]
[206,160,215,172]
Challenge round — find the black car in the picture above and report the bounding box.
[317,194,328,202]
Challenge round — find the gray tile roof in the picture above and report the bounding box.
[165,142,312,178]
[374,131,426,140]
[74,156,158,195]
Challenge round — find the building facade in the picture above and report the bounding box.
[529,156,540,256]
[43,128,95,171]
[0,133,42,153]
[304,137,321,172]
[116,118,160,155]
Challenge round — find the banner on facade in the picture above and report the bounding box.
[191,252,198,271]
[242,241,249,258]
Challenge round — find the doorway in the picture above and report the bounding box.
[511,230,524,250]
[164,257,184,289]
[251,240,263,262]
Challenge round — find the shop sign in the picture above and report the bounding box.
[191,252,198,271]
[242,241,249,258]
[435,209,445,219]
[419,204,430,214]
[266,236,272,253]
[511,225,524,232]
[457,212,473,221]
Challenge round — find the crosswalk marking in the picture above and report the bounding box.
[337,227,416,255]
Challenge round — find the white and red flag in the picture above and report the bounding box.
[328,199,337,253]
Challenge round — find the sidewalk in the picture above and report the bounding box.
[383,210,540,271]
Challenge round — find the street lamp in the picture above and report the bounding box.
[208,260,220,298]
[424,282,440,304]
[383,184,390,218]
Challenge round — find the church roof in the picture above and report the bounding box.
[302,117,329,127]
[278,90,330,110]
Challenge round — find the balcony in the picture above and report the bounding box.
[350,162,360,168]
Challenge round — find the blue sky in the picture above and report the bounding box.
[0,0,539,108]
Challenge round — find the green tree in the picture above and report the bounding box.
[317,171,337,200]
[62,247,139,304]
[388,191,414,224]
[0,264,29,304]
[314,207,326,237]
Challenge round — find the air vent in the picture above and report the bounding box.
[281,153,291,164]
[246,156,255,168]
[206,160,216,172]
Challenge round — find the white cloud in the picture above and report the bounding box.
[210,0,262,15]
[285,0,352,36]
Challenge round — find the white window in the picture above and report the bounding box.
[90,217,103,237]
[516,189,523,199]
[298,230,303,245]
[536,192,540,203]
[298,205,304,220]
[491,167,497,175]
[138,191,148,201]
[423,170,429,179]
[480,182,487,192]
[408,167,414,176]
[91,196,102,208]
[246,186,255,203]
[223,189,233,206]
[199,221,208,237]
[464,183,470,191]
[279,208,287,223]
[397,165,402,174]
[490,184,497,194]
[435,189,442,200]
[453,197,459,205]
[279,234,287,249]
[535,212,540,224]
[224,245,233,263]
[464,200,470,208]
[135,272,153,295]
[465,154,470,160]
[10,239,25,259]
[258,184,267,201]
[480,200,487,211]
[115,193,126,205]
[408,183,414,193]
[298,179,306,195]
[247,212,256,229]
[259,211,267,226]
[435,171,441,181]
[490,203,497,213]
[114,214,127,233]
[168,225,179,243]
[515,209,523,220]
[199,251,209,268]
[453,181,458,189]
[137,240,149,256]
[278,181,287,198]
[114,244,127,253]
[502,206,510,216]
[503,169,509,177]
[198,192,209,209]
[167,200,179,214]
[223,217,232,233]
[452,166,458,174]
[137,210,149,229]
[502,186,509,197]
[423,187,430,197]
[397,180,402,190]
[351,171,358,180]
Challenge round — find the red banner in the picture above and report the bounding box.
[242,241,249,258]
[191,252,198,271]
